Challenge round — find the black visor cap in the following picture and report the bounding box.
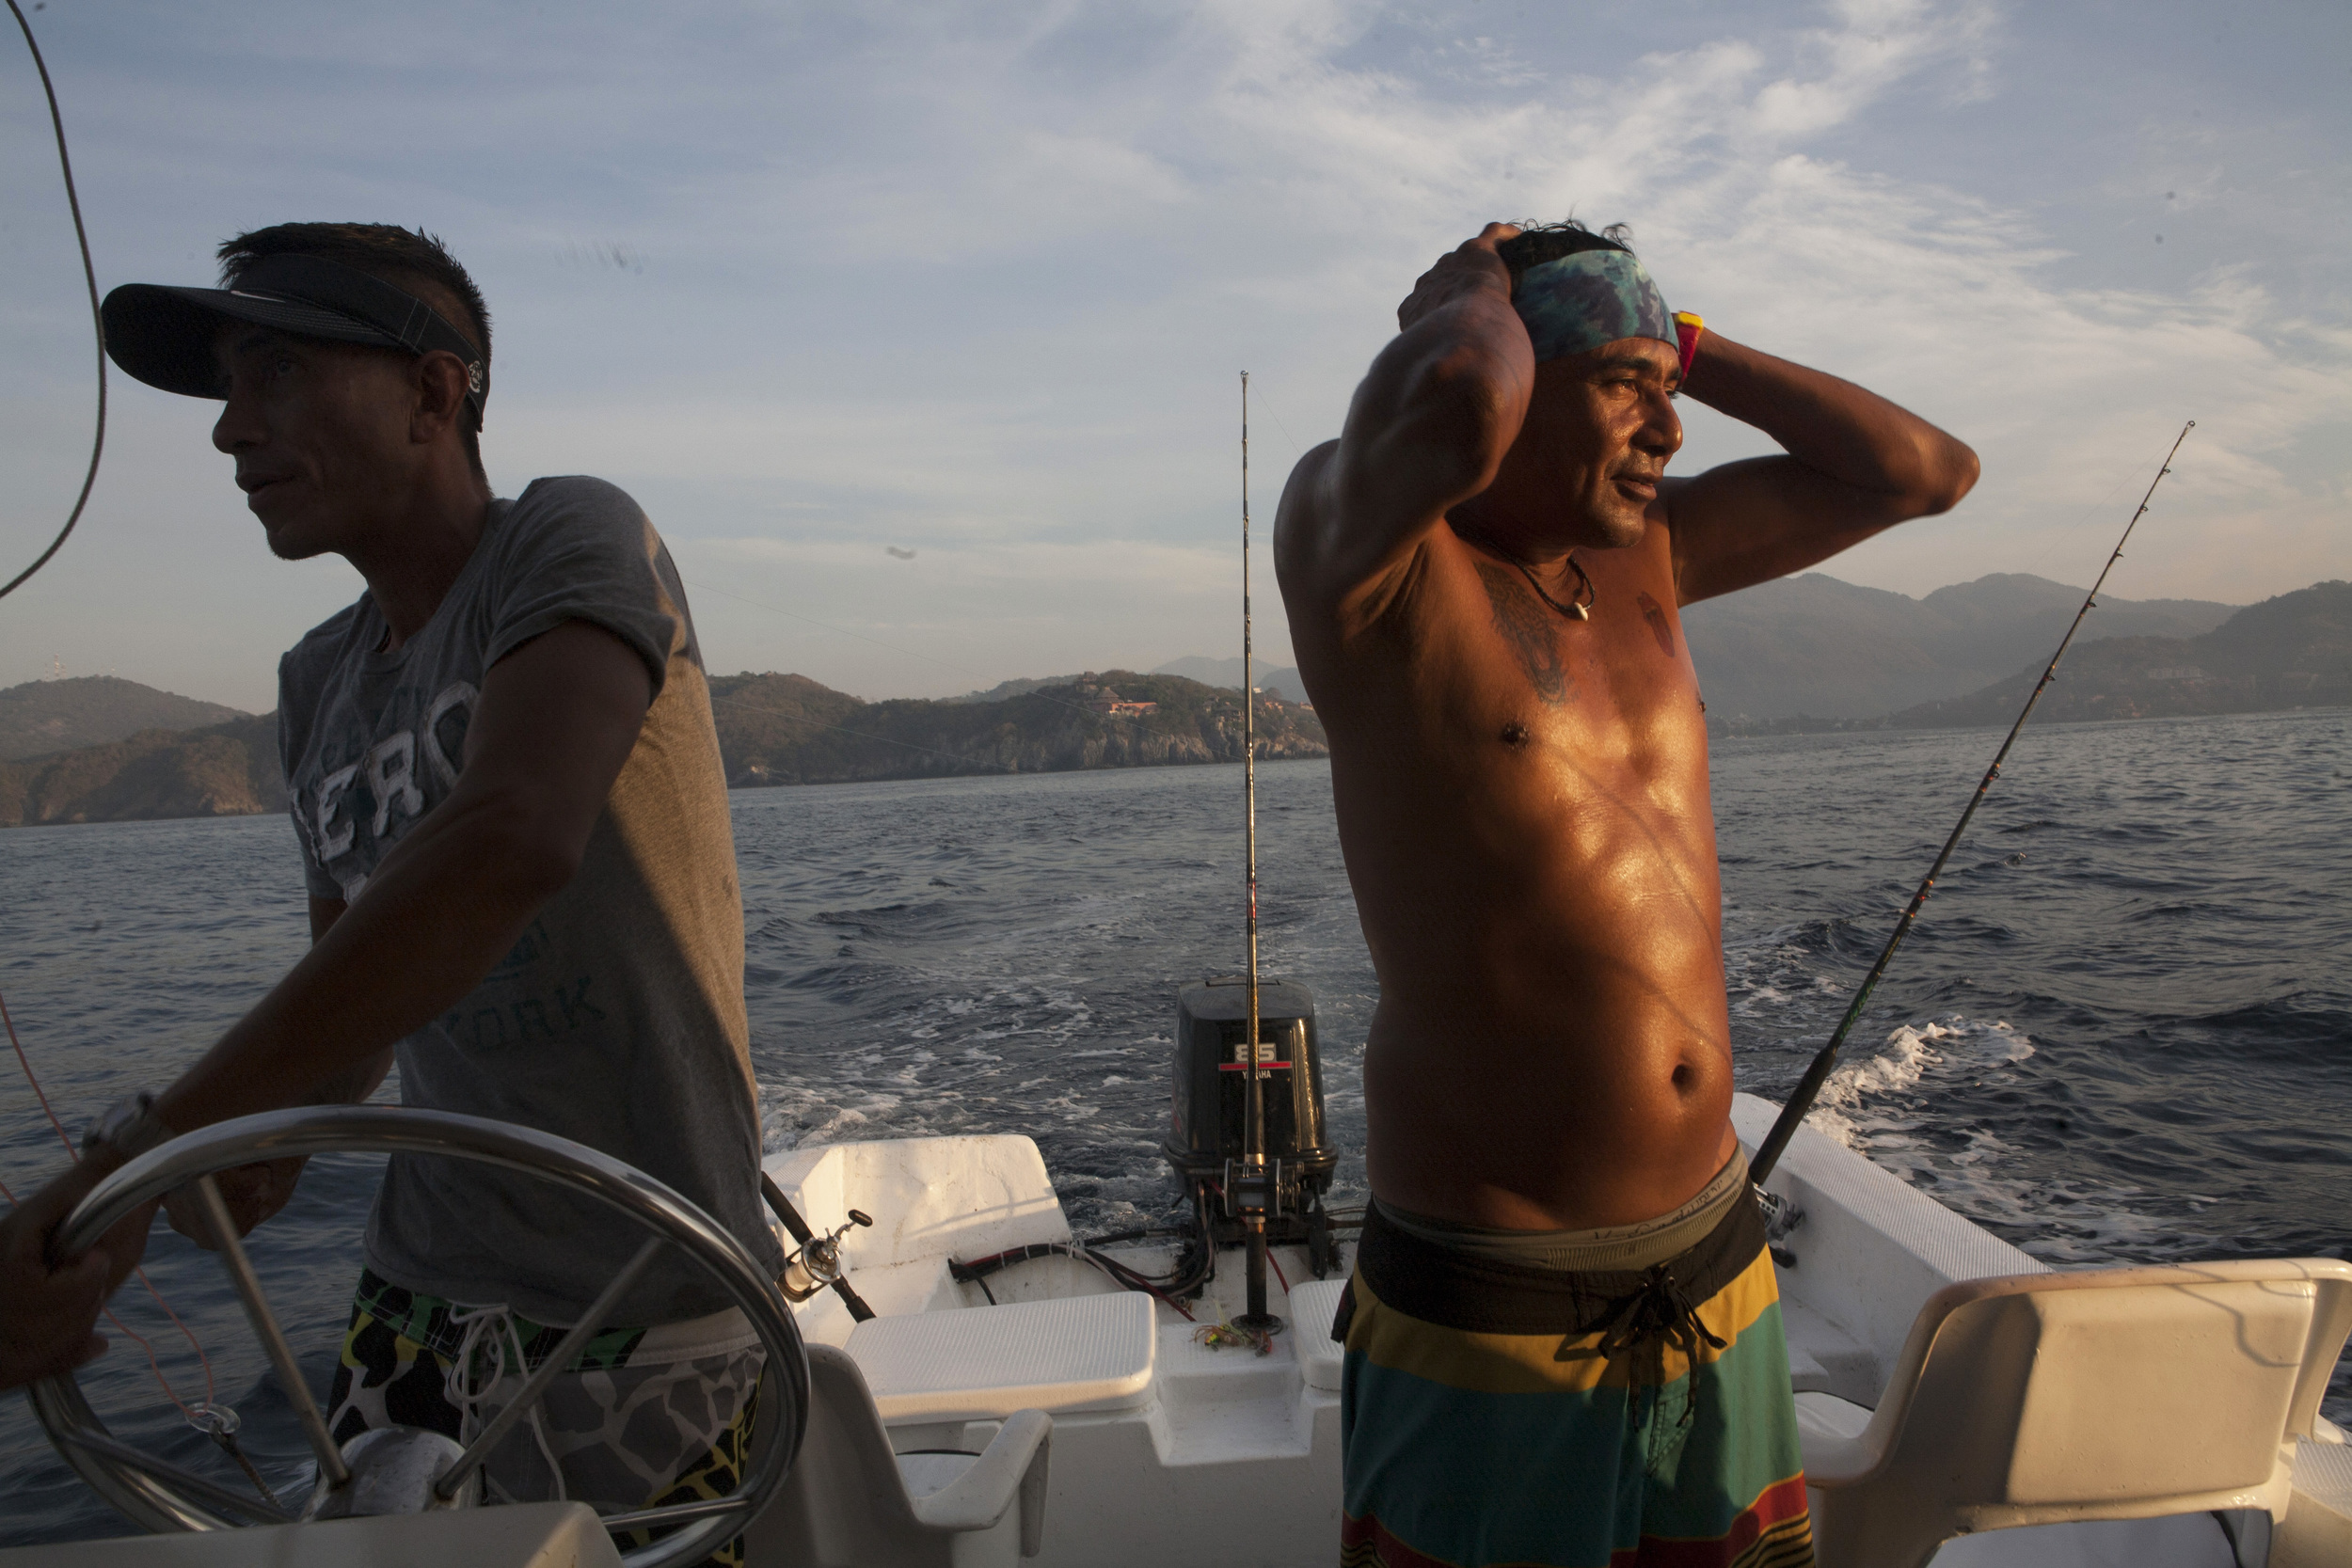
[101,253,487,423]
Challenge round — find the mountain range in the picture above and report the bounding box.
[2,573,2339,827]
[0,712,284,827]
[1152,574,2237,720]
[0,675,249,761]
[0,672,1325,825]
[707,671,1323,787]
[1884,580,2350,729]
[1148,657,1311,705]
[949,660,1312,705]
[1677,572,2238,721]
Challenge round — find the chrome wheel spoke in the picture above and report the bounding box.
[434,1236,665,1501]
[597,1494,756,1531]
[35,1107,808,1568]
[192,1174,352,1489]
[60,1429,294,1525]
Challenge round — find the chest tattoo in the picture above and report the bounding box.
[1474,560,1573,705]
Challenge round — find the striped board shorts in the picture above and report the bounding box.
[324,1268,765,1567]
[1335,1153,1813,1568]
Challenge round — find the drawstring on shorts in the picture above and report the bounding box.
[445,1303,569,1503]
[1590,1262,1727,1473]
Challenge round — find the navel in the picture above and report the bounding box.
[1500,721,1530,748]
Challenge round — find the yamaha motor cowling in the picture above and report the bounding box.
[1164,976,1338,1273]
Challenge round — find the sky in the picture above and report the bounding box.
[0,0,2344,712]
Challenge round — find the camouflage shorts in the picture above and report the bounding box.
[326,1269,765,1567]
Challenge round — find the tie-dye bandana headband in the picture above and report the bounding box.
[1513,248,1701,376]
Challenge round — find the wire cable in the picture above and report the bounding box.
[950,1191,1219,1323]
[2,0,106,602]
[3,987,218,1414]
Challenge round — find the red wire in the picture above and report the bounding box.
[1,988,75,1157]
[120,1269,215,1410]
[1,987,217,1411]
[0,1170,197,1417]
[1269,1249,1291,1296]
[98,1306,199,1418]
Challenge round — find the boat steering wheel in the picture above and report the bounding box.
[28,1105,809,1568]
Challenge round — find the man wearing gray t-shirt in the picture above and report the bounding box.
[8,222,783,1540]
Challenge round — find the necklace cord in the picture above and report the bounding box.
[1454,522,1597,621]
[1514,553,1594,621]
[1,0,106,602]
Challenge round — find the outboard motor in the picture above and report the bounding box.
[1165,975,1339,1274]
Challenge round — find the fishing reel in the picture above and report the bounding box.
[1754,1184,1805,1269]
[779,1208,873,1304]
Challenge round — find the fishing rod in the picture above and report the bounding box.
[1234,370,1279,1330]
[1748,420,2196,1186]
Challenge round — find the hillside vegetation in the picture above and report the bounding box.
[0,714,284,827]
[1,672,1325,825]
[7,581,2333,826]
[1148,656,1311,705]
[708,671,1325,786]
[0,675,249,761]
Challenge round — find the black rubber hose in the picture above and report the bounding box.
[2,0,106,603]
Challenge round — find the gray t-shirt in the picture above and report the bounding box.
[278,476,783,1325]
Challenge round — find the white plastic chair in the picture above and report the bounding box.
[746,1345,1052,1567]
[1801,1259,2352,1568]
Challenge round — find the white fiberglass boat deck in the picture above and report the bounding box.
[8,1093,2345,1567]
[741,1093,2350,1568]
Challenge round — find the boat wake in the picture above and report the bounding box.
[1796,1013,2203,1268]
[1802,1016,2036,1151]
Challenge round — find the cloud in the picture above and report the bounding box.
[1093,0,2346,601]
[0,0,2343,705]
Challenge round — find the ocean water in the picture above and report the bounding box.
[0,707,2345,1544]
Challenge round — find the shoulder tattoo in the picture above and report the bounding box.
[1636,591,1676,657]
[1473,560,1572,705]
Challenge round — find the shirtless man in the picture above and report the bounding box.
[1277,222,1977,1567]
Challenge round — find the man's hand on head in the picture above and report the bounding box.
[1397,223,1521,333]
[1660,330,1981,606]
[1286,223,1542,614]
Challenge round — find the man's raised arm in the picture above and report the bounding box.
[1663,333,1979,606]
[1277,224,1536,626]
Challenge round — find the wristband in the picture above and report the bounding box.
[1674,311,1705,383]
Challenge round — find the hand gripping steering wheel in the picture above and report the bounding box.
[28,1105,809,1568]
